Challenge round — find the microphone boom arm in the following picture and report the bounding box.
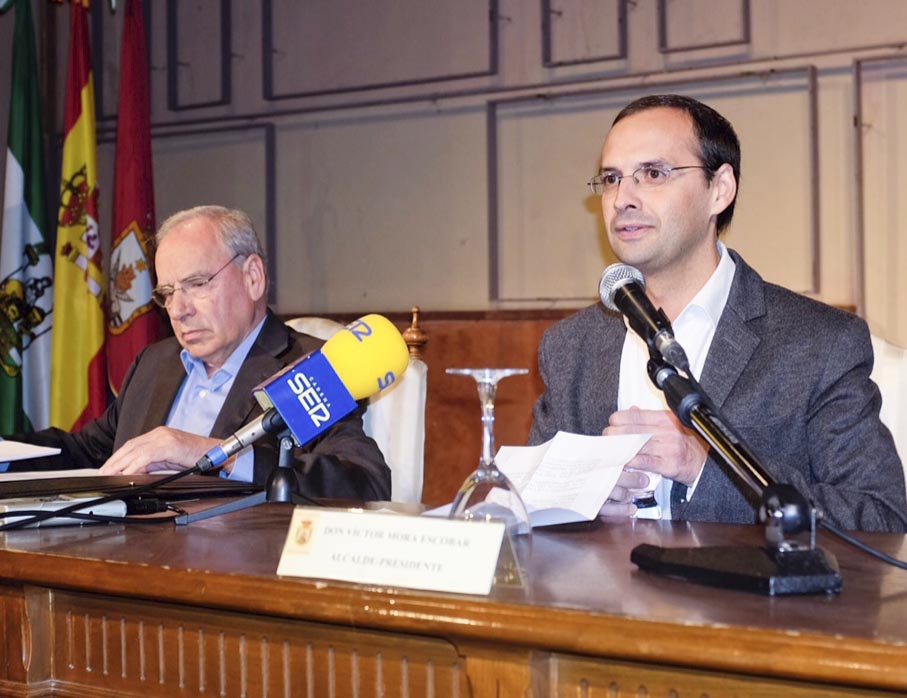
[648,359,774,502]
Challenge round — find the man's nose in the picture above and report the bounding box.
[609,175,641,211]
[166,287,194,318]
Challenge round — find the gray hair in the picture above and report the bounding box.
[155,205,266,265]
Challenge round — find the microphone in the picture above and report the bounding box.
[197,314,410,471]
[599,263,690,373]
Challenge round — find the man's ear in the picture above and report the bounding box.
[709,163,737,218]
[243,254,267,301]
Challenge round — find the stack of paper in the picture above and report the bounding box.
[0,493,126,528]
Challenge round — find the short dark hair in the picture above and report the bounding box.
[613,94,740,233]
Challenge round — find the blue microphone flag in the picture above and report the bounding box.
[254,352,358,445]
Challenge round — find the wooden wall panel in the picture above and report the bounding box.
[542,0,627,67]
[658,0,750,53]
[417,313,569,507]
[856,56,907,347]
[264,0,495,99]
[165,0,231,110]
[492,70,819,303]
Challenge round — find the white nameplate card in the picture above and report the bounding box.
[277,507,505,595]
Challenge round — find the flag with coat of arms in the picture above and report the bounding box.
[50,0,108,431]
[107,0,161,394]
[0,0,54,433]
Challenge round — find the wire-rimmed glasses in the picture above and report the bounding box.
[588,165,711,196]
[151,253,241,308]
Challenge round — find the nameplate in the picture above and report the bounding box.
[277,507,506,595]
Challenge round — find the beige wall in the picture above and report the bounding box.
[2,0,907,342]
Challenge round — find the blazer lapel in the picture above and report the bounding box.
[672,251,767,517]
[141,343,188,434]
[699,251,765,409]
[595,309,624,424]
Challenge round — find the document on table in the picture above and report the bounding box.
[0,468,106,482]
[0,440,60,463]
[494,431,650,527]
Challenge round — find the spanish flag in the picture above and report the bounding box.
[107,0,161,395]
[51,0,107,430]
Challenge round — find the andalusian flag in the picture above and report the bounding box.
[108,0,161,394]
[51,0,107,430]
[0,0,54,434]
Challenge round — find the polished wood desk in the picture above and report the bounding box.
[1,504,906,697]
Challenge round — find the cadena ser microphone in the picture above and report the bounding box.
[197,314,410,471]
[599,263,691,373]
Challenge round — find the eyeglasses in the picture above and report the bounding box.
[151,253,241,308]
[588,165,711,196]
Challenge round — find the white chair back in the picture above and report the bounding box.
[284,316,345,342]
[362,357,427,504]
[285,315,427,503]
[870,334,907,494]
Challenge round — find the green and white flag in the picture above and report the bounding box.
[1,0,54,433]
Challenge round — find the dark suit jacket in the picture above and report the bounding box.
[8,312,391,501]
[529,250,907,532]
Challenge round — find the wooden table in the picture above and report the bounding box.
[1,503,906,697]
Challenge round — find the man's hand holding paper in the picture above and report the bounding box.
[494,431,651,527]
[603,407,707,487]
[599,407,708,518]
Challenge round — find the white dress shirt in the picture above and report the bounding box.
[617,241,736,518]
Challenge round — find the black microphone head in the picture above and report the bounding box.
[599,263,645,311]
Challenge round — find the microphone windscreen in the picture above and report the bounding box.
[599,263,645,311]
[322,314,410,399]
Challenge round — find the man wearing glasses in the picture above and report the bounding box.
[529,94,907,532]
[3,205,390,501]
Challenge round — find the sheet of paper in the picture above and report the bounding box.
[492,440,550,492]
[496,431,651,527]
[0,468,103,482]
[0,440,61,463]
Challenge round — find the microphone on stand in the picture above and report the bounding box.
[2,315,412,531]
[198,314,410,471]
[630,357,842,595]
[599,263,691,373]
[177,314,411,526]
[596,264,841,595]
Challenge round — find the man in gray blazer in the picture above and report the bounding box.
[5,206,390,501]
[529,95,907,532]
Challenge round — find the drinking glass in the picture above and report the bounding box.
[446,367,532,537]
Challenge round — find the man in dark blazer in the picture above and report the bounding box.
[5,206,390,501]
[530,95,907,532]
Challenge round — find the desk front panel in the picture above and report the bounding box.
[1,504,906,696]
[3,584,901,698]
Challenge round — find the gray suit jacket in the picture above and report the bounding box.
[9,311,391,501]
[529,251,907,532]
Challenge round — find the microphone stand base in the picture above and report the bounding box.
[630,543,842,596]
[176,432,310,525]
